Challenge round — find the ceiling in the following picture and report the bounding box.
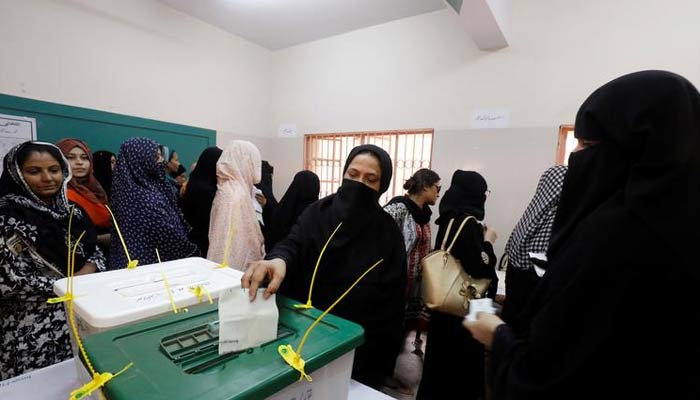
[159,0,446,50]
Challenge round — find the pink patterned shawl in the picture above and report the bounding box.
[207,140,264,270]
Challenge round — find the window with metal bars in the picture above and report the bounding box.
[304,129,434,204]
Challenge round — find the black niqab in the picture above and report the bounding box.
[490,71,700,399]
[343,144,393,197]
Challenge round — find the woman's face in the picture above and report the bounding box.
[20,151,64,203]
[424,181,441,205]
[344,153,381,192]
[65,146,90,179]
[167,152,180,173]
[110,155,117,171]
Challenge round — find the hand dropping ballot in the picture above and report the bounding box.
[218,287,278,354]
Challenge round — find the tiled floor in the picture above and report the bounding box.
[379,330,427,400]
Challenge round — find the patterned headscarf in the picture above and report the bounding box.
[109,137,196,269]
[0,141,71,215]
[504,165,567,270]
[0,141,99,274]
[56,138,108,204]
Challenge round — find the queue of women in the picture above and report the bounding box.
[2,70,698,398]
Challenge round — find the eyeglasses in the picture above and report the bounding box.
[485,189,492,196]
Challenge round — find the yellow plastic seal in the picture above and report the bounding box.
[105,204,138,269]
[189,285,213,304]
[282,258,383,381]
[69,363,133,400]
[278,344,312,382]
[294,222,343,310]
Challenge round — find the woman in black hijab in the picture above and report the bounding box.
[465,71,700,399]
[417,170,498,400]
[265,170,320,252]
[92,150,115,197]
[242,144,407,389]
[180,147,223,257]
[255,160,278,226]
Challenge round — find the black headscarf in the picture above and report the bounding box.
[92,150,115,198]
[180,147,223,257]
[436,170,487,224]
[255,160,277,208]
[490,71,700,399]
[342,144,393,197]
[548,70,700,261]
[0,141,99,275]
[266,170,320,251]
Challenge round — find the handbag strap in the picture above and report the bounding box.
[439,219,455,251]
[444,216,476,254]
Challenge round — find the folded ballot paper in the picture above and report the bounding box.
[218,287,279,355]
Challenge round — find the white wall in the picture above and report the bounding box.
[268,0,700,256]
[3,0,700,257]
[0,0,271,139]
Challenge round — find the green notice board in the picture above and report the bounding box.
[0,93,216,173]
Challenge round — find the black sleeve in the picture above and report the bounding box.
[381,228,408,375]
[265,207,308,277]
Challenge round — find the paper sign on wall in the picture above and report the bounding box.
[469,108,511,129]
[0,114,37,175]
[278,124,298,138]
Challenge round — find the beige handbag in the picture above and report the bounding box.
[421,217,491,317]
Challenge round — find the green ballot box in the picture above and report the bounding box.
[82,295,364,400]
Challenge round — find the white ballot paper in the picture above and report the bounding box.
[218,287,279,355]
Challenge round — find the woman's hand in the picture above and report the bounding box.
[255,193,267,207]
[241,258,286,301]
[463,312,505,348]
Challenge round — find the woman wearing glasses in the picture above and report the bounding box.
[382,168,441,395]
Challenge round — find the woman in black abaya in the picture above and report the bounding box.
[465,70,700,399]
[180,146,223,257]
[264,170,320,252]
[242,144,407,390]
[417,170,498,400]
